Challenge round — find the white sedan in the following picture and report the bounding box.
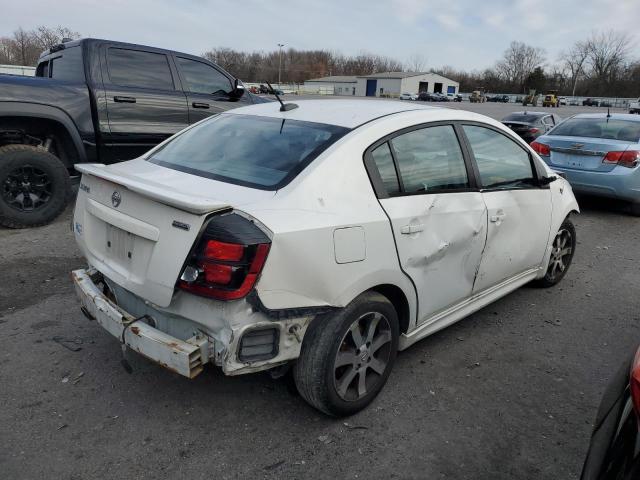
[399,92,418,100]
[71,100,579,416]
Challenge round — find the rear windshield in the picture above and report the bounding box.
[503,114,543,123]
[549,118,640,142]
[148,114,349,190]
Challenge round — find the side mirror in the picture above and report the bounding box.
[228,79,245,101]
[539,175,558,186]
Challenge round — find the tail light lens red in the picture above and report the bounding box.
[630,346,640,417]
[603,150,640,168]
[529,128,540,134]
[530,141,550,156]
[178,212,271,301]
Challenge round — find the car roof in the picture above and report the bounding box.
[225,99,440,129]
[569,113,640,122]
[505,111,547,117]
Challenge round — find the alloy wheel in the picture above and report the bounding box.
[333,311,392,402]
[547,228,573,281]
[2,164,52,211]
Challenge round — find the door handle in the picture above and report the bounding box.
[490,212,506,223]
[400,224,424,234]
[114,96,136,103]
[192,102,210,109]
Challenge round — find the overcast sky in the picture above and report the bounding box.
[2,0,638,70]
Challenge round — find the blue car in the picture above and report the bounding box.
[531,113,640,215]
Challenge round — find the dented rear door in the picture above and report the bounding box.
[371,124,488,324]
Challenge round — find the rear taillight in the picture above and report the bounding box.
[603,150,640,168]
[178,212,271,301]
[529,128,540,134]
[530,141,550,156]
[630,346,640,417]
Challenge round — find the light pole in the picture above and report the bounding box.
[277,43,284,86]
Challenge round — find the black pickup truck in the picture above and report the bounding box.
[0,38,263,228]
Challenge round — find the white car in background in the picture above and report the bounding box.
[399,92,418,100]
[72,100,579,416]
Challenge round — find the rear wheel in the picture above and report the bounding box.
[0,144,70,228]
[629,202,640,217]
[293,292,399,416]
[534,217,576,287]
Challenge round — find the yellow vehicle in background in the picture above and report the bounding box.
[542,91,560,108]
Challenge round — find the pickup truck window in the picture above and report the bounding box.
[49,46,85,82]
[107,48,174,91]
[176,57,232,95]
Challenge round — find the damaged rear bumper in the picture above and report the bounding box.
[72,267,315,378]
[72,268,208,378]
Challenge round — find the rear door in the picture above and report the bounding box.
[174,56,249,124]
[102,46,189,162]
[366,123,487,324]
[460,124,552,293]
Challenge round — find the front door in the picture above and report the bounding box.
[460,124,552,293]
[102,47,189,162]
[174,56,250,124]
[366,80,377,97]
[368,124,488,323]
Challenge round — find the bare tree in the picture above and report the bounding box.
[0,25,80,66]
[495,41,546,91]
[559,41,589,96]
[406,53,427,73]
[31,25,80,51]
[585,30,632,93]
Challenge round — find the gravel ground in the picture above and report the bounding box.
[1,102,639,480]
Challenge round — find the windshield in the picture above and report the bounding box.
[148,114,349,190]
[549,118,640,142]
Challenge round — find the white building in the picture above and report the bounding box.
[355,72,459,97]
[303,75,357,95]
[0,64,36,76]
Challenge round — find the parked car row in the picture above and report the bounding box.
[399,92,462,102]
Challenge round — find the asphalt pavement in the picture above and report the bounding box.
[1,101,639,480]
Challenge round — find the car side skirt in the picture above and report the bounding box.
[399,268,540,350]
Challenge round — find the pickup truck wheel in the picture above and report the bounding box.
[0,144,70,228]
[534,217,576,287]
[293,291,399,416]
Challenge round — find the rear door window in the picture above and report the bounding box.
[370,143,400,195]
[148,114,349,190]
[463,125,536,189]
[390,125,469,194]
[107,48,174,90]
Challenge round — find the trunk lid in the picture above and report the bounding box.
[539,135,635,172]
[73,159,275,307]
[503,121,536,136]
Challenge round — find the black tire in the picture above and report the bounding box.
[629,202,640,217]
[293,291,399,416]
[534,217,576,287]
[0,144,70,228]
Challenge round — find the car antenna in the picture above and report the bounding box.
[266,81,298,112]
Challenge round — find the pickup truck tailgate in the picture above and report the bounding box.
[73,161,274,307]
